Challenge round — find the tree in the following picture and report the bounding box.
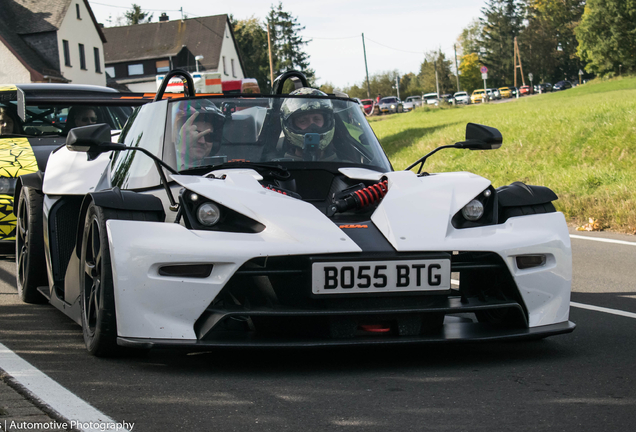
[459,53,483,93]
[576,0,636,76]
[124,4,153,25]
[267,2,315,85]
[417,50,456,94]
[457,19,483,57]
[519,0,586,83]
[479,0,524,86]
[230,16,270,91]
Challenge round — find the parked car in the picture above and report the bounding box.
[534,83,552,93]
[485,89,495,101]
[453,91,470,104]
[14,69,575,355]
[360,98,374,115]
[423,93,440,106]
[552,81,572,91]
[510,87,519,97]
[378,96,403,114]
[440,94,455,104]
[519,85,533,95]
[498,87,512,98]
[0,84,145,249]
[488,88,502,100]
[403,96,422,112]
[471,89,487,103]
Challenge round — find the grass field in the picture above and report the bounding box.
[368,77,636,233]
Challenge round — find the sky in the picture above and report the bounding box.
[88,0,486,89]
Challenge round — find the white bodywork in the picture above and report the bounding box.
[103,168,572,340]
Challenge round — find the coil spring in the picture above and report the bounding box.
[353,180,389,208]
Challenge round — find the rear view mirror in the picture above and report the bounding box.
[457,123,503,150]
[66,123,124,160]
[66,123,111,152]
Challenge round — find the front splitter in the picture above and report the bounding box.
[117,320,576,349]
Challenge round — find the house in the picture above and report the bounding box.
[0,0,107,85]
[102,14,246,93]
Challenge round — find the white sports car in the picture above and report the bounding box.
[15,70,574,356]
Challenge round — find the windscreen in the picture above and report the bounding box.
[0,101,132,137]
[164,96,392,172]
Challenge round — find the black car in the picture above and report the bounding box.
[534,83,552,93]
[552,81,572,91]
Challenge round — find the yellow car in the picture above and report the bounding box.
[499,87,512,98]
[0,84,144,247]
[471,89,487,103]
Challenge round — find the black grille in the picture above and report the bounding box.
[193,251,528,342]
[50,198,82,283]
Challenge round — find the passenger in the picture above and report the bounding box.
[0,107,22,135]
[64,106,99,134]
[279,88,337,161]
[173,103,225,170]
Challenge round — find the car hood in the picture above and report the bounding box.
[171,169,491,252]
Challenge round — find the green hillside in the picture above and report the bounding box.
[369,77,636,233]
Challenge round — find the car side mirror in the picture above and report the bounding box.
[66,123,124,160]
[456,123,503,150]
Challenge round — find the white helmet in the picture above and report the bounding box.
[280,88,335,151]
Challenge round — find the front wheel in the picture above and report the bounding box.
[80,203,119,356]
[15,187,47,304]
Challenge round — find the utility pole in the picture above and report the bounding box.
[267,23,274,89]
[395,75,400,100]
[454,44,460,92]
[434,60,440,96]
[362,33,371,98]
[513,37,525,87]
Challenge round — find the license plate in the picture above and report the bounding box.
[312,259,451,295]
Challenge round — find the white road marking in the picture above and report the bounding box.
[0,342,131,432]
[570,302,636,319]
[570,234,636,246]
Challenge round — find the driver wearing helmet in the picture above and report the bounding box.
[280,88,337,161]
[173,102,225,170]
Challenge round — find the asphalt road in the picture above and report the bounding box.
[1,230,635,431]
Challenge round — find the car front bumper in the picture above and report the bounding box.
[106,211,572,346]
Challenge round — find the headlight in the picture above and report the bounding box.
[197,202,221,226]
[0,177,17,195]
[461,199,484,221]
[390,104,395,109]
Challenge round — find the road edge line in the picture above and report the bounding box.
[570,301,636,319]
[0,342,130,432]
[570,234,636,246]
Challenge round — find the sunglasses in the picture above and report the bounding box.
[80,116,97,123]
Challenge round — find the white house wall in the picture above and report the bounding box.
[0,42,32,83]
[57,1,106,86]
[219,22,244,81]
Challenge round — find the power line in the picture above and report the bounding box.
[364,37,424,55]
[89,1,180,12]
[306,35,360,40]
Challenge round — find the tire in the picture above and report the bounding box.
[80,203,160,356]
[398,105,403,113]
[15,187,47,304]
[80,203,119,356]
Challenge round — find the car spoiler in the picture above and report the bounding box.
[0,87,215,122]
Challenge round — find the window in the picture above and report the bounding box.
[76,4,81,19]
[105,67,115,78]
[63,40,71,66]
[222,56,227,75]
[128,64,144,76]
[79,44,86,70]
[231,59,235,77]
[156,60,170,73]
[94,47,101,73]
